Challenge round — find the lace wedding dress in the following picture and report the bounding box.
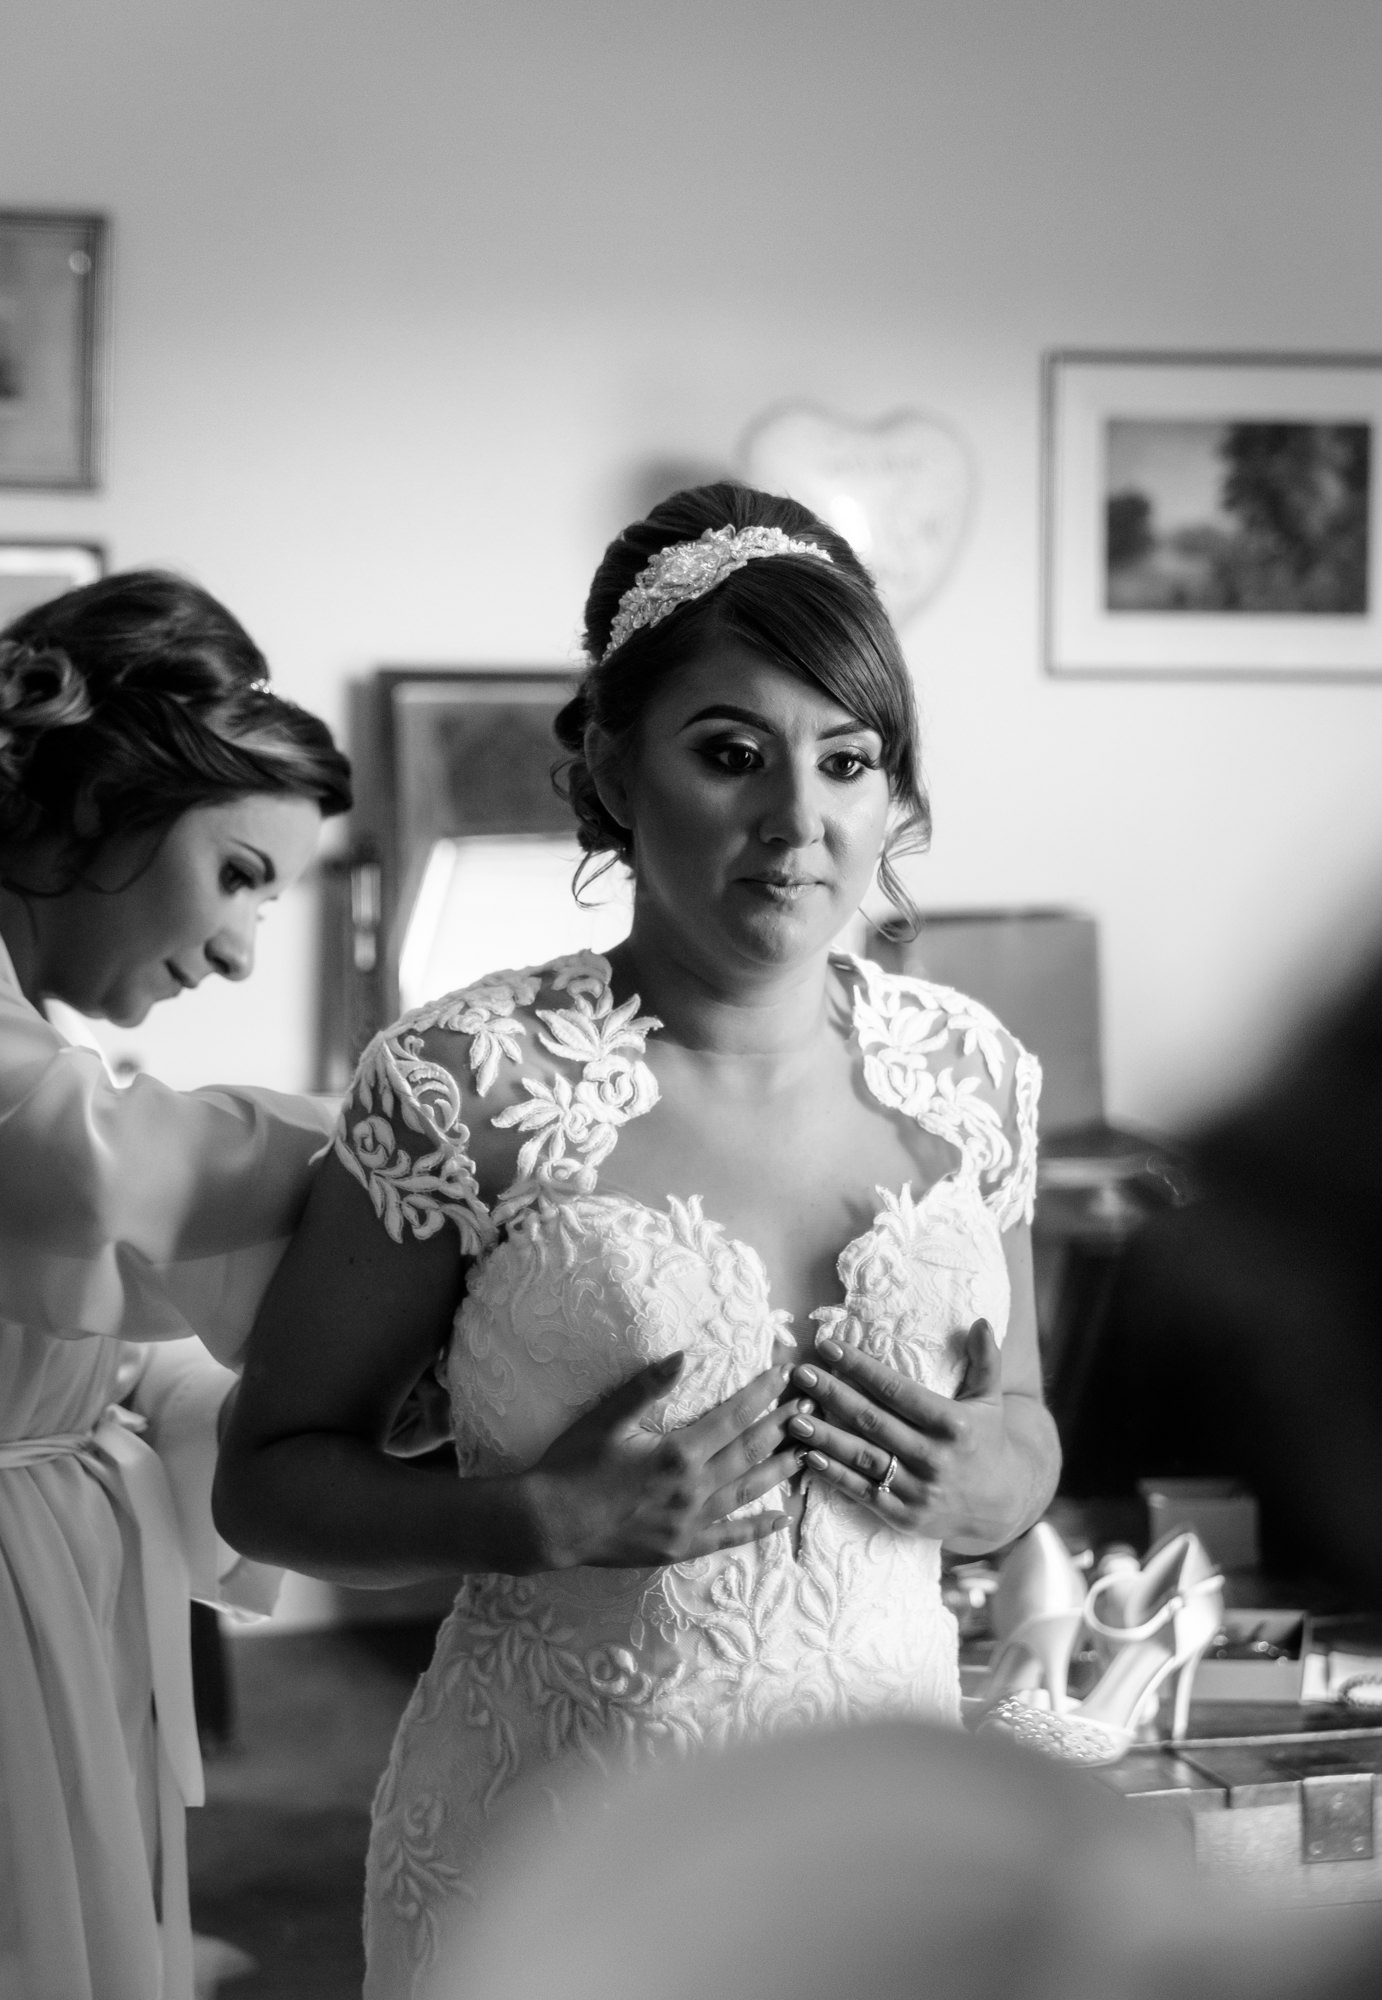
[335,951,1039,1997]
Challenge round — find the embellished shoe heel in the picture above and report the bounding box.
[975,1520,1087,1718]
[981,1530,1223,1766]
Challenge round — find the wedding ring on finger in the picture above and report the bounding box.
[875,1452,899,1497]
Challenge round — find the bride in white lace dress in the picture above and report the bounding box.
[217,482,1059,1999]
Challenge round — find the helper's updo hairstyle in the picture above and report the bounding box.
[0,570,351,880]
[554,481,930,932]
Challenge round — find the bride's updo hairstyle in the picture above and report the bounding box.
[555,481,929,933]
[0,570,351,884]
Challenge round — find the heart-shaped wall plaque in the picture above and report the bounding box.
[740,404,973,625]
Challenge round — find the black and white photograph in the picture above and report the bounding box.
[4,8,1382,2000]
[1105,418,1370,615]
[1045,350,1382,676]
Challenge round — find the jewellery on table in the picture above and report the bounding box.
[601,525,834,661]
[876,1453,899,1496]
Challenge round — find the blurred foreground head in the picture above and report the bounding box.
[426,1719,1378,2000]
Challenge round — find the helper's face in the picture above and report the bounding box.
[605,643,892,979]
[52,793,323,1024]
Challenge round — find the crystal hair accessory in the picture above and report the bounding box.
[600,525,833,661]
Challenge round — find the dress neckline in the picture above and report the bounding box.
[594,945,973,1176]
[344,945,1027,1259]
[560,1171,985,1338]
[492,949,983,1329]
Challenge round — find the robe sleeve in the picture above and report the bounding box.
[120,1337,283,1616]
[0,956,337,1362]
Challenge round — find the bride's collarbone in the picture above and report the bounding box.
[464,1034,957,1268]
[614,1079,952,1210]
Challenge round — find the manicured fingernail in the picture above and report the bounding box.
[788,1416,814,1439]
[806,1450,831,1472]
[815,1335,843,1361]
[795,1365,818,1388]
[796,1397,814,1416]
[795,1450,809,1467]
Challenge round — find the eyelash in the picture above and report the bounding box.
[821,749,880,782]
[699,740,880,782]
[220,862,258,894]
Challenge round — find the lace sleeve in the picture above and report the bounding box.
[982,1030,1042,1231]
[853,962,1041,1231]
[920,980,1040,1230]
[334,1017,493,1255]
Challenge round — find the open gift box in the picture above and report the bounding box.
[1193,1613,1382,1709]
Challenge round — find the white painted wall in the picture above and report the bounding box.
[4,0,1381,1128]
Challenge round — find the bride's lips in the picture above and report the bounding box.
[165,962,195,991]
[741,875,820,900]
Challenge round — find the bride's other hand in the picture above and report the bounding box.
[524,1358,798,1570]
[789,1318,1053,1553]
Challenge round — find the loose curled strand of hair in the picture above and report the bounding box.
[0,641,93,829]
[874,818,926,942]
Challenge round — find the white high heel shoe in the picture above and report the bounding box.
[981,1529,1223,1766]
[974,1521,1087,1719]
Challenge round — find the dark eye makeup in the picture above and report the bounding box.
[695,733,882,783]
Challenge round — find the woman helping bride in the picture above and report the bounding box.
[215,481,1060,1997]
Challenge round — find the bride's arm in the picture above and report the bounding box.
[212,1150,797,1587]
[213,1151,522,1585]
[936,1221,1060,1553]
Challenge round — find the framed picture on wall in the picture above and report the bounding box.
[0,539,105,626]
[0,211,107,488]
[318,667,633,1089]
[1043,350,1382,678]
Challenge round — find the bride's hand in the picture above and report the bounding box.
[523,1356,799,1570]
[787,1321,1011,1544]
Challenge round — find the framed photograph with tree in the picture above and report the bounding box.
[1043,351,1382,678]
[0,211,106,488]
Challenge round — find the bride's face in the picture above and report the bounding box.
[602,643,892,975]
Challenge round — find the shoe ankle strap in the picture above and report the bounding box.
[1084,1568,1223,1645]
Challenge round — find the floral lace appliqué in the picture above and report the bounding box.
[335,1027,492,1255]
[849,957,1039,1228]
[334,955,662,1251]
[491,979,660,1228]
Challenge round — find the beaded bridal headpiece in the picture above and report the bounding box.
[600,524,834,662]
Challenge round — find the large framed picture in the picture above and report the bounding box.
[0,539,104,627]
[1043,351,1382,678]
[318,668,631,1089]
[0,212,106,488]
